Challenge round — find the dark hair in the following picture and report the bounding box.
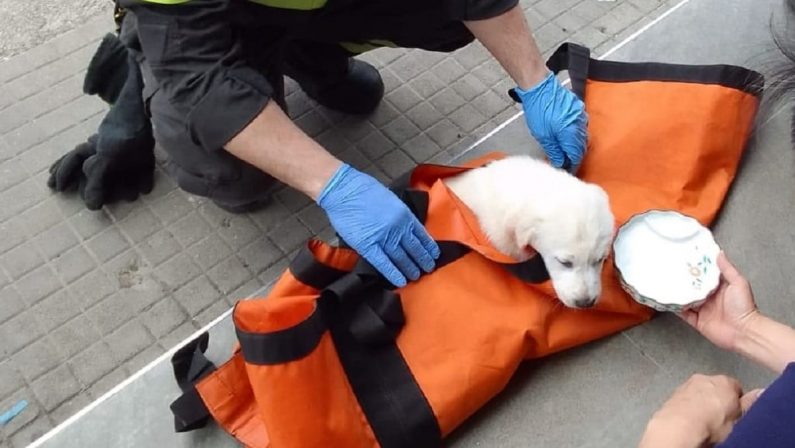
[766,0,795,145]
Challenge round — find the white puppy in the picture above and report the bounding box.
[443,155,615,309]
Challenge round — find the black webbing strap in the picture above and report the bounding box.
[318,286,442,448]
[504,254,550,283]
[243,239,474,365]
[544,42,766,96]
[170,388,212,433]
[168,332,217,433]
[545,42,590,99]
[290,245,350,290]
[511,42,765,103]
[236,303,328,365]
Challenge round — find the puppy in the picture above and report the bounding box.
[443,155,614,309]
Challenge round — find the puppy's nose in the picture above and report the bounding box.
[574,297,597,308]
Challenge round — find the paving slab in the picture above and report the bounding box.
[19,0,795,447]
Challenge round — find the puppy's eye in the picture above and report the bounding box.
[557,258,573,268]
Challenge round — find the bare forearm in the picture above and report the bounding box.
[225,101,342,201]
[463,4,549,90]
[735,313,795,374]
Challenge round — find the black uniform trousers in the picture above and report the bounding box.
[126,0,516,208]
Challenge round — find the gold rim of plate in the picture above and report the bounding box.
[612,209,719,313]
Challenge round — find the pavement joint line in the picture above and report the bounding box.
[1,71,88,137]
[0,35,103,93]
[15,109,106,178]
[27,1,696,445]
[27,304,237,448]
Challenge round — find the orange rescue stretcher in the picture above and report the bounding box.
[167,43,763,448]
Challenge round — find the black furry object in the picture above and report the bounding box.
[83,33,130,104]
[48,51,155,211]
[47,133,155,211]
[48,135,97,193]
[768,0,795,145]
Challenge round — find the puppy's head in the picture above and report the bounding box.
[516,182,614,309]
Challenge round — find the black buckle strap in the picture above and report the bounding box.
[546,42,590,99]
[172,332,216,391]
[512,42,764,103]
[170,388,212,433]
[168,332,217,433]
[316,277,442,448]
[236,303,328,365]
[289,245,350,290]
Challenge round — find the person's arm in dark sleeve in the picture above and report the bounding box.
[717,363,795,448]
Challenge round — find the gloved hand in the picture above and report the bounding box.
[48,136,97,192]
[514,71,588,171]
[48,42,156,211]
[47,133,155,210]
[318,164,441,287]
[80,139,155,210]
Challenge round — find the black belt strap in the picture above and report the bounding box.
[512,42,765,103]
[319,285,441,448]
[237,304,328,365]
[169,332,217,433]
[170,388,212,432]
[545,42,590,99]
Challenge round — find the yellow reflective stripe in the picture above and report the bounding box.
[339,39,397,54]
[246,0,326,10]
[139,0,192,4]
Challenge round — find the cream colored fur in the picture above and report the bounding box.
[443,155,615,308]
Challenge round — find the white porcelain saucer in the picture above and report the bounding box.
[613,210,720,312]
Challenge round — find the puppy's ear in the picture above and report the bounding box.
[513,217,541,250]
[588,183,616,229]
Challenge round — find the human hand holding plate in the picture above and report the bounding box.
[679,252,760,351]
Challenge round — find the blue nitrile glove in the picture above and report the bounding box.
[318,164,441,287]
[514,71,588,171]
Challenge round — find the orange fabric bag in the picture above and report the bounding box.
[168,43,762,448]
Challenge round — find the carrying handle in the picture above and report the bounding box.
[545,43,591,100]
